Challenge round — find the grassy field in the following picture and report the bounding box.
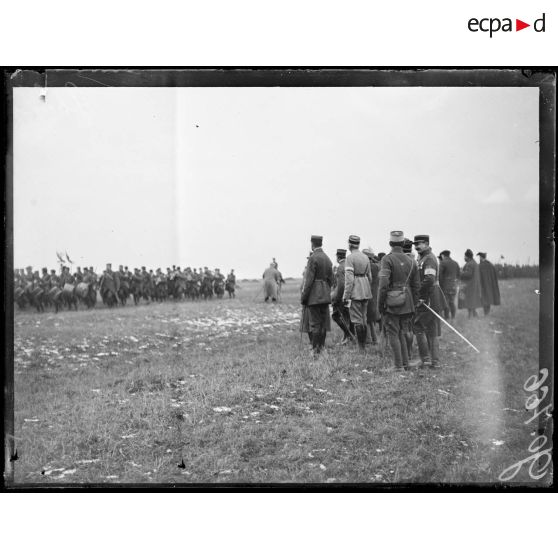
[10,277,548,485]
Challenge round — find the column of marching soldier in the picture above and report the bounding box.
[13,264,238,312]
[300,232,501,371]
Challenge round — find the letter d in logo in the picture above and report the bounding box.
[534,13,546,32]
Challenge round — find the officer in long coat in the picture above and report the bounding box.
[439,250,460,320]
[301,235,333,354]
[263,264,281,302]
[412,234,445,369]
[477,252,501,315]
[330,248,354,344]
[342,235,372,351]
[378,231,420,371]
[459,249,482,318]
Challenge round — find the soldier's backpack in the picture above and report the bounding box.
[386,258,413,308]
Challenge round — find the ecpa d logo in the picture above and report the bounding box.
[468,13,546,37]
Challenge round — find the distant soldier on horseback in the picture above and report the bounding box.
[99,263,119,307]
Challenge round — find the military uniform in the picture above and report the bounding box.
[439,251,460,319]
[40,269,51,290]
[378,231,420,370]
[342,235,372,350]
[99,266,119,304]
[363,249,380,345]
[59,267,72,286]
[88,268,98,287]
[478,253,501,315]
[49,271,60,288]
[213,269,225,297]
[226,271,236,298]
[263,266,281,302]
[459,250,482,317]
[331,249,353,344]
[301,236,333,354]
[299,255,312,341]
[413,235,444,367]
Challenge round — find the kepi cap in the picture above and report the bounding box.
[336,248,347,257]
[413,234,430,244]
[348,234,360,245]
[403,238,413,253]
[390,231,404,243]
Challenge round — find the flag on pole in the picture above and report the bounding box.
[56,251,66,264]
[66,252,74,264]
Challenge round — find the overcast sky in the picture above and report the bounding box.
[13,86,539,278]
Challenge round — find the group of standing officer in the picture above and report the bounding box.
[300,231,501,372]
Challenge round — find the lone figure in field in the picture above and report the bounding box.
[263,263,281,302]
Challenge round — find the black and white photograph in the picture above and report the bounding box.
[4,68,554,486]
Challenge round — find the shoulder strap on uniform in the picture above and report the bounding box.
[403,256,413,287]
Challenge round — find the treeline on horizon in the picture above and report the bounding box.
[238,263,540,282]
[494,263,539,279]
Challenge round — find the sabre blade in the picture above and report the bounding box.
[422,303,480,354]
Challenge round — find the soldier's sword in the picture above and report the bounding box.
[421,302,480,354]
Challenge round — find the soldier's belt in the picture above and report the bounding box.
[354,273,365,277]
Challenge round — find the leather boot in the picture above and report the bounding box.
[429,335,440,368]
[387,331,403,368]
[356,325,366,351]
[333,311,352,344]
[320,330,327,351]
[405,331,414,359]
[399,331,409,368]
[368,323,378,345]
[416,332,431,366]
